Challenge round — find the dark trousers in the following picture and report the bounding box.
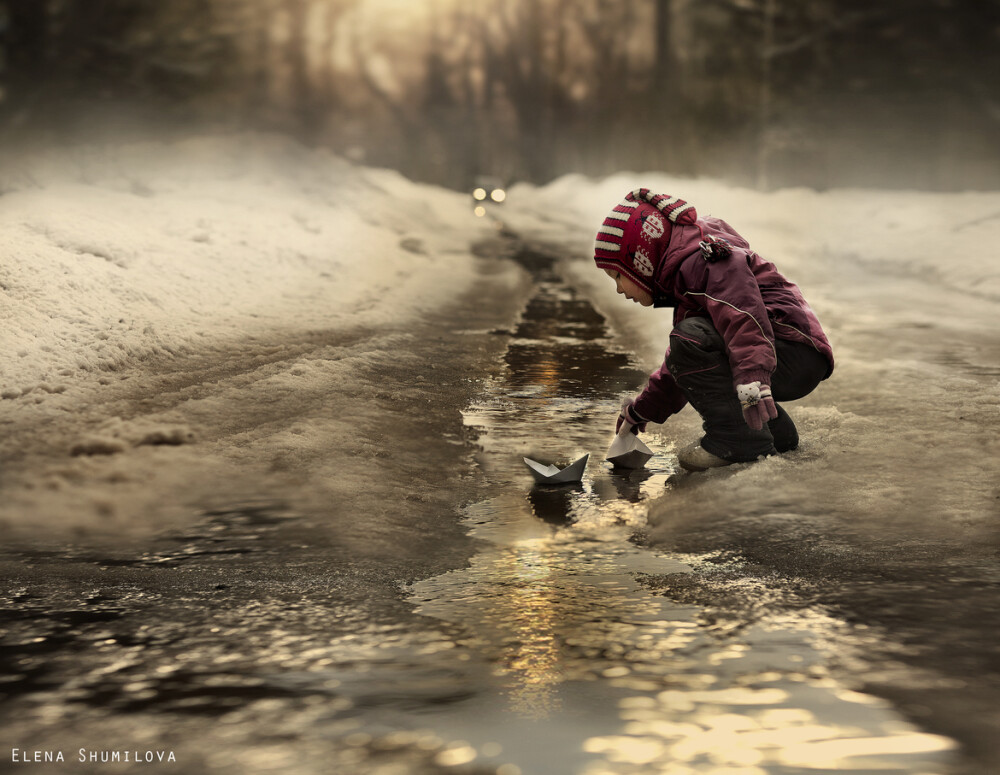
[665,317,829,462]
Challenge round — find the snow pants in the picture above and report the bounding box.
[665,317,829,462]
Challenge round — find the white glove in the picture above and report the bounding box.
[615,398,647,434]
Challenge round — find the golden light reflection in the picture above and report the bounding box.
[583,735,666,765]
[434,743,478,767]
[494,545,563,719]
[441,525,701,724]
[520,353,562,398]
[777,731,956,769]
[581,683,957,774]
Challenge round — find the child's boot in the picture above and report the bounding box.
[678,404,796,469]
[677,441,733,472]
[769,404,798,453]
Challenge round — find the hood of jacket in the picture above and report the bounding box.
[652,216,751,306]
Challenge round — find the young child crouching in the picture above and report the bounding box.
[595,188,834,472]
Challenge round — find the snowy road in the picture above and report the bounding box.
[1,140,998,773]
[2,233,997,774]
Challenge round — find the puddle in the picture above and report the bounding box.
[396,245,957,774]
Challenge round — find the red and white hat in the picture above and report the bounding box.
[593,188,698,293]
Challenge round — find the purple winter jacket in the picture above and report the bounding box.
[631,215,834,424]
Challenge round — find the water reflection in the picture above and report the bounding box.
[417,509,955,774]
[592,469,658,504]
[416,499,696,725]
[497,545,564,719]
[527,484,582,525]
[583,681,956,774]
[504,279,647,401]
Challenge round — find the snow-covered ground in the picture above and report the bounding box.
[0,134,501,534]
[0,135,491,397]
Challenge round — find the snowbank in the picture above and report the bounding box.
[506,171,1000,300]
[0,134,490,398]
[503,170,1000,367]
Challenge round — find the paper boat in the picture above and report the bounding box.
[606,447,653,469]
[605,427,653,469]
[523,454,589,484]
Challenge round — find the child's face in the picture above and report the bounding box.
[604,268,653,307]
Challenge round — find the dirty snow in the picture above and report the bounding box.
[0,134,489,398]
[0,134,500,534]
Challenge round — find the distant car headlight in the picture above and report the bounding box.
[474,205,487,217]
[490,188,506,203]
[472,187,487,201]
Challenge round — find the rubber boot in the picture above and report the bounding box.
[769,404,798,453]
[677,441,733,472]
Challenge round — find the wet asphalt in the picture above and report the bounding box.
[0,236,998,774]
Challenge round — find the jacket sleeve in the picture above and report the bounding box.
[631,353,689,423]
[682,252,777,387]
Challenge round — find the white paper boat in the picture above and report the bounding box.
[523,454,589,484]
[605,425,653,469]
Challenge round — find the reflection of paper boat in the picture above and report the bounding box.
[605,430,653,470]
[523,454,589,484]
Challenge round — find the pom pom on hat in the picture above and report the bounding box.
[594,189,697,293]
[628,187,698,225]
[632,187,733,263]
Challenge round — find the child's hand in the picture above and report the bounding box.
[737,382,778,430]
[616,398,648,435]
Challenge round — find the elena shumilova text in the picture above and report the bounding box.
[11,748,177,764]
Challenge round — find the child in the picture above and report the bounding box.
[595,188,834,472]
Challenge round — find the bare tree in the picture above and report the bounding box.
[0,0,51,126]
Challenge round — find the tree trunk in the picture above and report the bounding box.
[1,0,50,125]
[756,0,777,190]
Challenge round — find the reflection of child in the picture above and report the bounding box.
[595,188,834,472]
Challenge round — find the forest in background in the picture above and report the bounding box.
[1,0,998,192]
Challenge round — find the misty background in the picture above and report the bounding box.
[1,0,998,193]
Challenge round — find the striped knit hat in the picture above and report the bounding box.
[593,188,698,293]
